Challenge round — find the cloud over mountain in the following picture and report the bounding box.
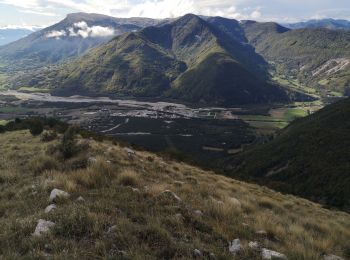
[45,21,115,39]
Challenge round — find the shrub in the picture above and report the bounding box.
[57,126,84,159]
[27,118,44,136]
[41,130,57,142]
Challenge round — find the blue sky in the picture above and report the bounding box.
[0,0,349,28]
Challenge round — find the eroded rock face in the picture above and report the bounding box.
[262,248,287,259]
[229,239,241,256]
[49,189,70,202]
[33,219,55,236]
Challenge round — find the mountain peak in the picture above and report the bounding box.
[176,13,204,24]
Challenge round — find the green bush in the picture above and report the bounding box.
[41,130,58,142]
[27,118,44,136]
[59,127,79,159]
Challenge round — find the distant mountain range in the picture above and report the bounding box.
[284,18,350,30]
[227,97,350,211]
[0,13,161,71]
[1,13,349,105]
[0,27,42,46]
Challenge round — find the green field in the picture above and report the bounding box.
[239,105,313,133]
[0,106,28,113]
[0,120,8,126]
[272,75,318,96]
[18,86,50,93]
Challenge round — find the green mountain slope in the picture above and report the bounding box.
[241,21,350,95]
[227,97,350,211]
[48,14,297,106]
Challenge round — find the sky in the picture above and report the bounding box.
[0,0,349,29]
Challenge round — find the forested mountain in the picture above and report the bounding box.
[227,97,350,211]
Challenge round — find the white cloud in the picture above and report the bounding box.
[45,20,116,39]
[0,0,262,20]
[89,26,116,37]
[70,21,115,38]
[1,0,348,23]
[45,30,67,38]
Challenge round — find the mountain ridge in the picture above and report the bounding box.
[46,14,298,106]
[284,18,350,30]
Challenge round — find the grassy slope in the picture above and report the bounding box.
[228,98,350,211]
[0,130,349,259]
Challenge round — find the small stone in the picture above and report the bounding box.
[194,210,203,217]
[262,248,287,259]
[228,197,241,208]
[88,157,97,163]
[175,213,183,221]
[33,219,55,237]
[228,239,241,256]
[49,189,70,202]
[323,254,345,260]
[107,225,118,234]
[131,187,140,193]
[193,249,203,257]
[44,204,57,213]
[248,241,260,251]
[242,223,249,227]
[161,190,182,203]
[256,230,268,236]
[174,181,185,186]
[125,148,136,159]
[76,196,85,202]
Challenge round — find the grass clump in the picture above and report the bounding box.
[29,155,60,174]
[117,169,139,187]
[53,205,96,239]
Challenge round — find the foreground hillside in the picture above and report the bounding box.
[228,98,350,211]
[0,125,349,259]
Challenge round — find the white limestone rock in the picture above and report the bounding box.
[49,189,70,202]
[33,219,55,237]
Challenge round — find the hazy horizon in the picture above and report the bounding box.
[0,0,349,29]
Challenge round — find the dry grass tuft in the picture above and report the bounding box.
[117,169,139,187]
